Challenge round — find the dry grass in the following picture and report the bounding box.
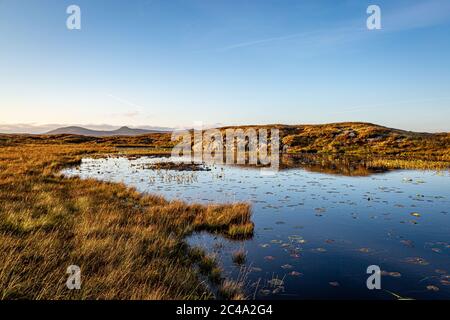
[366,158,450,170]
[3,122,450,162]
[218,280,245,300]
[0,143,252,300]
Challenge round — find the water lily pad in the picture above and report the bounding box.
[441,280,450,286]
[272,286,284,294]
[259,289,271,296]
[426,285,439,292]
[440,276,450,286]
[381,271,402,278]
[268,278,284,286]
[405,257,429,265]
[329,281,340,287]
[400,240,414,248]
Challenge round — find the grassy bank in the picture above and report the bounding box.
[0,143,253,299]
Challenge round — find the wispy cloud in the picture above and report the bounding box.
[217,30,325,51]
[386,0,450,31]
[105,93,150,119]
[216,26,363,52]
[106,93,146,110]
[109,110,142,118]
[216,0,450,52]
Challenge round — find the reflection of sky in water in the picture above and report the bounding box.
[63,156,450,300]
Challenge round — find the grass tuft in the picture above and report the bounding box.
[231,249,247,265]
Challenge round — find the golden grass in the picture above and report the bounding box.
[3,122,449,162]
[0,143,252,300]
[218,280,245,300]
[366,158,450,170]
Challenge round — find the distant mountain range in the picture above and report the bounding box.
[46,126,171,136]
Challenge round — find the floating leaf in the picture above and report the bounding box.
[259,289,271,296]
[440,276,450,286]
[381,271,402,278]
[329,281,340,287]
[272,286,284,294]
[405,257,429,266]
[400,240,414,248]
[268,278,284,286]
[426,285,439,292]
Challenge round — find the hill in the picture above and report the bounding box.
[45,126,169,136]
[219,122,450,159]
[2,122,449,162]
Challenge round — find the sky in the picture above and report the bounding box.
[1,0,450,133]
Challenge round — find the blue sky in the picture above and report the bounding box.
[1,0,450,132]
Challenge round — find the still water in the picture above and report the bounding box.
[62,156,450,300]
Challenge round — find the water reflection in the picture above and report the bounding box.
[62,155,450,300]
